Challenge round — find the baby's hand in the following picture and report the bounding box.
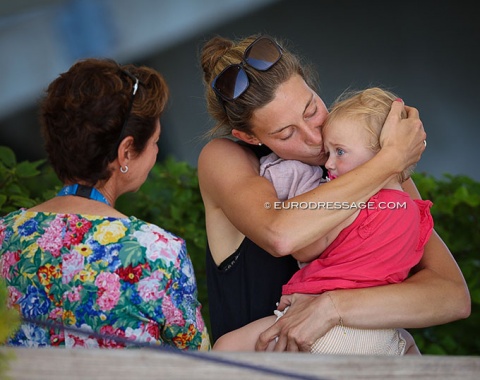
[277,295,293,312]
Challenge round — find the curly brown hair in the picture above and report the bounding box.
[40,58,169,185]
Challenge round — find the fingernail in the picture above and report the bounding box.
[395,98,404,103]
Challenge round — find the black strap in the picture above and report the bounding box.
[75,185,94,199]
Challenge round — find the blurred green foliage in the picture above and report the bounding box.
[0,278,21,378]
[409,172,480,355]
[1,145,478,355]
[0,146,61,214]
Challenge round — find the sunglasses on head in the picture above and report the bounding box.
[211,36,283,103]
[116,69,141,148]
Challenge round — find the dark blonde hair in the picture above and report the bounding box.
[40,58,169,185]
[200,34,317,137]
[324,87,414,182]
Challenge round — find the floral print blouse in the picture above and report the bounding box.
[0,209,210,350]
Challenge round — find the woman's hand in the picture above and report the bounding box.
[379,100,426,172]
[255,293,337,352]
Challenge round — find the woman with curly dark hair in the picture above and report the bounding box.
[0,58,210,350]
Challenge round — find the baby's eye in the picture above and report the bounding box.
[336,148,345,156]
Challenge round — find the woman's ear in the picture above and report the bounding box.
[117,136,135,165]
[231,129,261,145]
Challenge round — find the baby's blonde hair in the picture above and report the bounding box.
[324,87,414,183]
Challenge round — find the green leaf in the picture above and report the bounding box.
[9,195,37,209]
[0,146,16,168]
[118,240,145,267]
[16,160,45,178]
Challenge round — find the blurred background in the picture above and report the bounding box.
[1,0,479,180]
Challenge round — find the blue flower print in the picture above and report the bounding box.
[19,285,51,319]
[18,219,38,237]
[10,323,49,347]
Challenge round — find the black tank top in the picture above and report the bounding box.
[206,237,299,342]
[205,141,303,342]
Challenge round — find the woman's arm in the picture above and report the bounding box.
[255,180,471,352]
[336,231,471,327]
[292,211,358,263]
[199,101,426,257]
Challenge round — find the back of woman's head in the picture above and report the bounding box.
[40,58,169,185]
[325,87,413,182]
[200,34,316,137]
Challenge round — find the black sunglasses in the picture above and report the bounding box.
[116,70,140,147]
[211,36,283,103]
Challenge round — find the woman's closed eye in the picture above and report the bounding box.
[277,127,294,140]
[304,103,317,120]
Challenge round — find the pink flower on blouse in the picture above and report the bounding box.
[124,326,155,343]
[137,270,165,302]
[48,307,63,320]
[98,326,126,348]
[196,308,205,331]
[66,327,99,348]
[162,296,185,327]
[37,216,66,257]
[95,272,121,311]
[133,224,182,264]
[0,250,20,280]
[0,221,6,246]
[63,285,83,302]
[62,250,84,284]
[7,286,22,308]
[95,272,120,289]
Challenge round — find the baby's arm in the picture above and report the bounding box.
[213,315,278,351]
[293,211,359,263]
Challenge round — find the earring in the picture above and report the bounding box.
[120,165,129,174]
[258,143,262,146]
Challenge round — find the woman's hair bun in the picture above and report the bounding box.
[200,36,234,83]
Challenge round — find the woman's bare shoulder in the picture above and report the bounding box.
[198,138,258,172]
[200,138,246,158]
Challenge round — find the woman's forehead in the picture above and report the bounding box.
[251,75,316,132]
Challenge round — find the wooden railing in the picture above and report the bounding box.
[2,347,480,379]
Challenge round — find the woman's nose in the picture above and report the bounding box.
[304,125,323,146]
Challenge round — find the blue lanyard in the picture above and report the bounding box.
[56,184,111,206]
